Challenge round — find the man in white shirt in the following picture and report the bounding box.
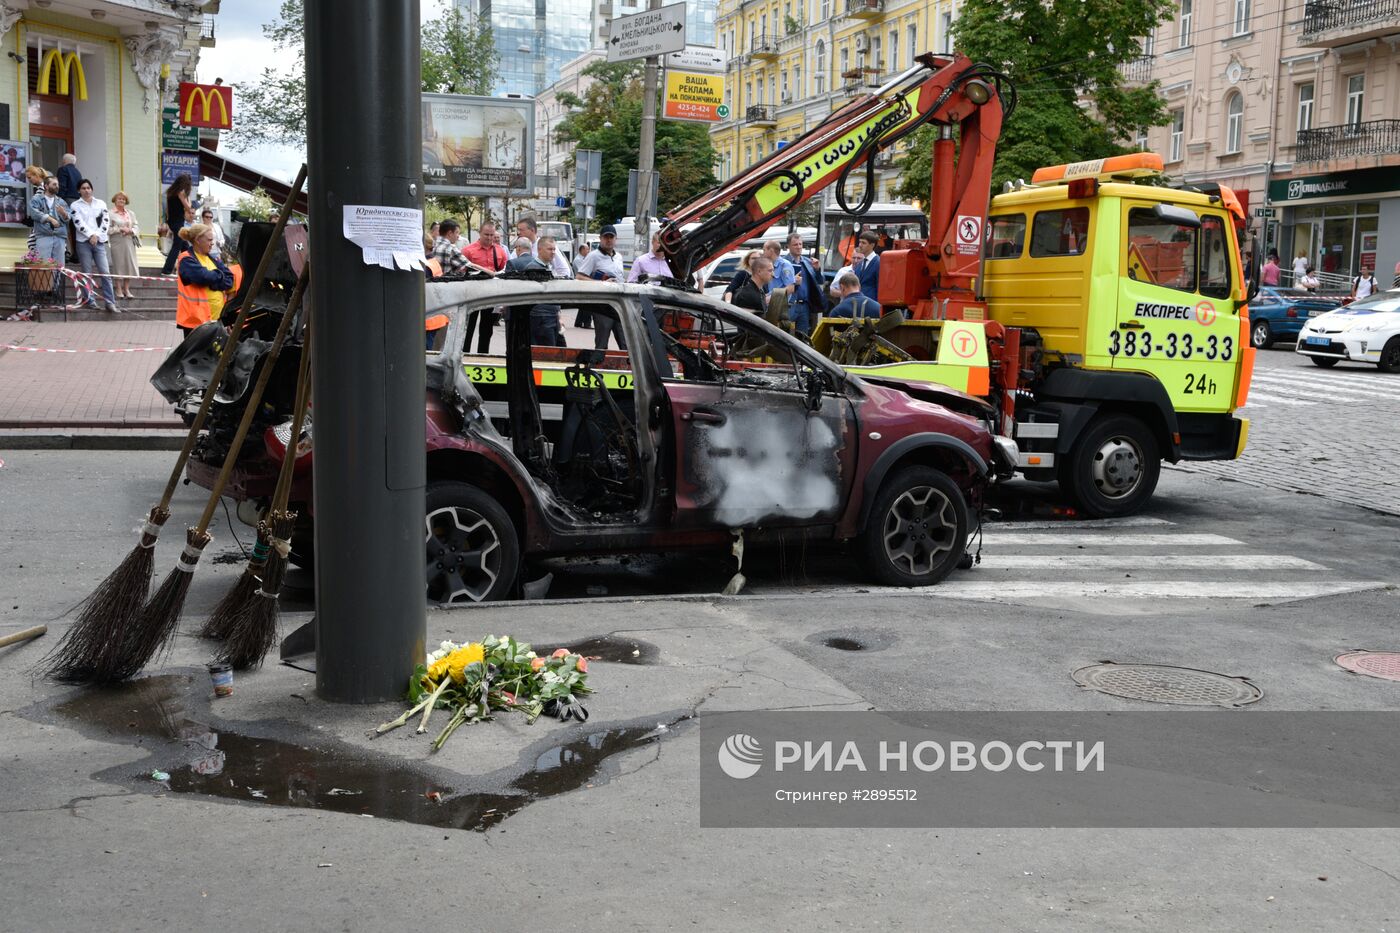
[516,215,571,278]
[1293,251,1309,282]
[575,224,627,351]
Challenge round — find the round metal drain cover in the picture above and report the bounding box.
[1072,662,1262,707]
[1336,651,1400,682]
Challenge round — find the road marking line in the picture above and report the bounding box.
[1253,373,1400,398]
[984,516,1175,530]
[1240,391,1313,406]
[978,533,1241,546]
[1256,367,1400,388]
[979,554,1327,570]
[928,580,1386,600]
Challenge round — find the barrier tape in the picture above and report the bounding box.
[2,344,173,353]
[58,267,178,284]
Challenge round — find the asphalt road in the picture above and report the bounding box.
[3,358,1400,931]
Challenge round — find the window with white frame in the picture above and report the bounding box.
[1296,82,1314,132]
[888,30,898,70]
[769,76,776,103]
[907,24,917,67]
[1170,109,1184,162]
[814,40,825,93]
[939,12,954,54]
[872,35,882,72]
[820,0,830,21]
[1232,0,1249,35]
[1142,32,1155,57]
[840,45,849,76]
[1346,73,1365,128]
[1178,0,1192,48]
[1135,128,1148,150]
[1225,93,1243,153]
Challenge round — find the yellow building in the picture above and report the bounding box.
[711,0,960,200]
[0,1,213,267]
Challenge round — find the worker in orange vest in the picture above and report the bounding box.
[176,223,237,336]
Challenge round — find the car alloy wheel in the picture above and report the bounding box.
[425,505,503,603]
[882,484,959,577]
[1251,320,1271,349]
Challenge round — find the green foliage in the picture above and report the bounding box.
[553,60,718,228]
[230,0,498,152]
[895,0,1174,199]
[233,187,276,221]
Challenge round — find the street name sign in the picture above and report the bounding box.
[665,45,725,74]
[606,2,687,63]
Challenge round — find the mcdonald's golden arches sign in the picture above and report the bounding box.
[178,81,233,130]
[36,50,87,100]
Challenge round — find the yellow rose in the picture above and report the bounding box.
[445,643,485,684]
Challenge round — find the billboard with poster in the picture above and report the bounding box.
[0,140,29,185]
[422,93,535,196]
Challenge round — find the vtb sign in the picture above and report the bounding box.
[178,82,233,130]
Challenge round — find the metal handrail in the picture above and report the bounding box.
[1295,119,1400,162]
[1303,0,1400,34]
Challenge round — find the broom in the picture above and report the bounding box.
[112,263,312,682]
[215,276,314,669]
[39,167,308,685]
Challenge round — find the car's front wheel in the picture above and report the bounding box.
[1250,320,1273,349]
[860,466,968,588]
[425,482,519,603]
[1378,337,1400,374]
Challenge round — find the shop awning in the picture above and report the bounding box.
[198,147,307,215]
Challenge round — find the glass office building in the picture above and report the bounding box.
[461,0,716,96]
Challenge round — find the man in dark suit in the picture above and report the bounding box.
[852,230,880,303]
[784,231,827,336]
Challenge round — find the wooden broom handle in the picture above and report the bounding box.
[195,265,310,535]
[270,288,314,513]
[0,625,46,649]
[158,164,309,511]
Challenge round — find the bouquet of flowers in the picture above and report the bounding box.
[374,634,592,751]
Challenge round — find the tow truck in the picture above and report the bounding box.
[655,52,1256,517]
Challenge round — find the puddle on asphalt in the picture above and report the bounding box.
[822,637,865,652]
[53,674,682,831]
[560,635,660,664]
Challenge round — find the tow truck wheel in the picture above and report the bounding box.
[1311,356,1339,368]
[1059,414,1160,518]
[1378,337,1400,374]
[861,466,968,588]
[425,482,519,604]
[1250,320,1273,349]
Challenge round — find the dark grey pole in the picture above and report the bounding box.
[306,0,426,702]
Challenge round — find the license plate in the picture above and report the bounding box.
[1305,336,1331,346]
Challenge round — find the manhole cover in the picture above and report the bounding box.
[1072,662,1262,707]
[1336,651,1400,682]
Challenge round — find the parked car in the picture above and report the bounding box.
[697,250,747,300]
[1295,289,1400,372]
[178,276,1015,602]
[1247,286,1341,349]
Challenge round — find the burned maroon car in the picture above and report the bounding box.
[177,277,1014,602]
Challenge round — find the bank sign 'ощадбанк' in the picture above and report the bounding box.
[663,71,725,123]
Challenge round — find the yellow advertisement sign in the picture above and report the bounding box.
[663,70,726,123]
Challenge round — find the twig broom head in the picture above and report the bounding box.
[112,528,211,682]
[217,510,295,671]
[37,507,168,684]
[199,526,272,641]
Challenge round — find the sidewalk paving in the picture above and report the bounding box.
[0,320,185,444]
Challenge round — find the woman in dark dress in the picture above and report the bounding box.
[161,173,194,275]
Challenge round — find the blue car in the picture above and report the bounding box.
[1249,286,1341,349]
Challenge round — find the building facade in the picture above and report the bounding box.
[1125,0,1400,284]
[709,0,960,200]
[0,0,211,267]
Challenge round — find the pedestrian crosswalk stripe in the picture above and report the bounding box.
[1242,391,1312,406]
[1253,372,1400,397]
[926,580,1387,601]
[981,554,1326,570]
[1252,377,1390,398]
[980,532,1239,547]
[1259,368,1400,391]
[983,516,1174,530]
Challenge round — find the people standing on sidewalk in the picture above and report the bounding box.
[109,191,140,301]
[461,222,509,353]
[627,233,674,283]
[852,231,881,303]
[70,180,120,313]
[1352,268,1377,301]
[722,250,761,304]
[785,232,827,336]
[576,225,626,342]
[28,174,68,267]
[1261,252,1281,287]
[1293,250,1309,282]
[161,173,194,275]
[516,215,571,278]
[56,154,81,203]
[176,223,236,336]
[431,219,470,274]
[200,208,226,260]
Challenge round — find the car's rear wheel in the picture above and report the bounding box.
[1058,414,1160,518]
[1378,337,1400,374]
[1311,356,1339,368]
[425,481,519,603]
[1250,320,1273,349]
[860,466,968,588]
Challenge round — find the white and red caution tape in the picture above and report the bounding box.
[2,344,173,353]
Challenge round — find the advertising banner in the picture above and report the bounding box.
[178,82,233,130]
[161,151,201,186]
[663,70,726,123]
[163,107,199,152]
[422,94,535,197]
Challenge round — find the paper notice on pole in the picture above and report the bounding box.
[342,205,426,271]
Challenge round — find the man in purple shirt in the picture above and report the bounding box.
[628,233,674,282]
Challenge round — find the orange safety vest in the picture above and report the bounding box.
[424,257,450,331]
[176,258,241,329]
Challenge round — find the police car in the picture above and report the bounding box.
[1295,289,1400,372]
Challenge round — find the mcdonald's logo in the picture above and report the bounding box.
[36,50,88,100]
[178,81,233,130]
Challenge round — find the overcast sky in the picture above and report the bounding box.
[195,0,447,203]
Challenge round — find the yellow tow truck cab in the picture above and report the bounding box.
[825,153,1255,517]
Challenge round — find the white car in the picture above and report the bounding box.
[1295,289,1400,372]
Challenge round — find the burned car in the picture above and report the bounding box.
[178,276,1013,602]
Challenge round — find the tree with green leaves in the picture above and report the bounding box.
[552,60,718,229]
[894,0,1173,202]
[231,0,499,151]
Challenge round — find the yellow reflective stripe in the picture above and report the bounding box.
[462,361,635,390]
[844,360,974,393]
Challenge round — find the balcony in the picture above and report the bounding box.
[1295,119,1400,162]
[873,151,897,170]
[845,0,886,19]
[1118,54,1154,84]
[1301,0,1400,47]
[749,34,779,60]
[746,104,777,126]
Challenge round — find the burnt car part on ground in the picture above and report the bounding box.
[178,277,1010,603]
